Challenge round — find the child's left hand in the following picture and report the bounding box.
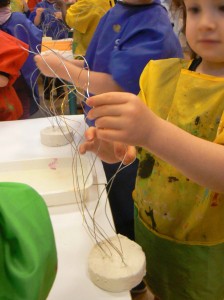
[54,11,62,19]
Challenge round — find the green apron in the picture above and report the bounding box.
[0,182,57,300]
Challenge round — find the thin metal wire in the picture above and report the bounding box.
[14,26,136,263]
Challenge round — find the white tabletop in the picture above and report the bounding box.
[0,116,131,300]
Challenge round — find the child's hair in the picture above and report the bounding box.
[171,0,197,59]
[171,0,186,32]
[0,0,10,8]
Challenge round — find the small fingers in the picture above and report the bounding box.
[114,144,136,165]
[34,54,41,63]
[84,126,97,141]
[79,143,87,154]
[79,141,94,154]
[95,128,125,144]
[79,127,98,154]
[87,104,121,121]
[86,92,134,108]
[122,146,136,165]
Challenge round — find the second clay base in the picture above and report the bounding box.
[40,126,73,147]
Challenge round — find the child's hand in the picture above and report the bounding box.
[36,7,45,16]
[86,92,156,149]
[54,11,62,19]
[34,53,63,78]
[79,127,136,165]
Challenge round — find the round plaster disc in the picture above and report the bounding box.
[40,126,73,147]
[88,234,146,293]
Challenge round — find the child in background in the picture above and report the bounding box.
[79,0,224,299]
[0,30,28,120]
[65,0,114,56]
[30,0,69,99]
[29,0,69,39]
[64,0,114,113]
[34,0,182,293]
[0,0,42,117]
[10,0,30,16]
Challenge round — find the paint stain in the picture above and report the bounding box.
[48,158,58,170]
[138,153,155,179]
[211,193,219,207]
[195,116,200,125]
[168,176,179,183]
[145,208,157,230]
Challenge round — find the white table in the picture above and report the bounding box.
[0,116,131,300]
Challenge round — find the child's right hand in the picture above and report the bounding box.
[79,127,136,165]
[36,8,45,16]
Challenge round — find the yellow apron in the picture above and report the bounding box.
[66,0,114,56]
[134,58,224,299]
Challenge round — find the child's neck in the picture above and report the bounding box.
[197,60,224,78]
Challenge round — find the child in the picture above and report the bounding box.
[0,0,42,117]
[30,0,69,99]
[10,0,29,15]
[0,30,28,120]
[35,1,182,293]
[79,0,224,299]
[29,0,69,39]
[65,0,114,56]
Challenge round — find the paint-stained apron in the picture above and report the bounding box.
[133,58,224,299]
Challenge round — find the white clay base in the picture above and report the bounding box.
[88,234,146,292]
[40,126,73,147]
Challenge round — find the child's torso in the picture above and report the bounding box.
[135,58,224,244]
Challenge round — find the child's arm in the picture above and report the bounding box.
[22,0,29,13]
[82,92,224,193]
[34,53,124,94]
[71,59,85,68]
[34,7,45,26]
[0,72,9,88]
